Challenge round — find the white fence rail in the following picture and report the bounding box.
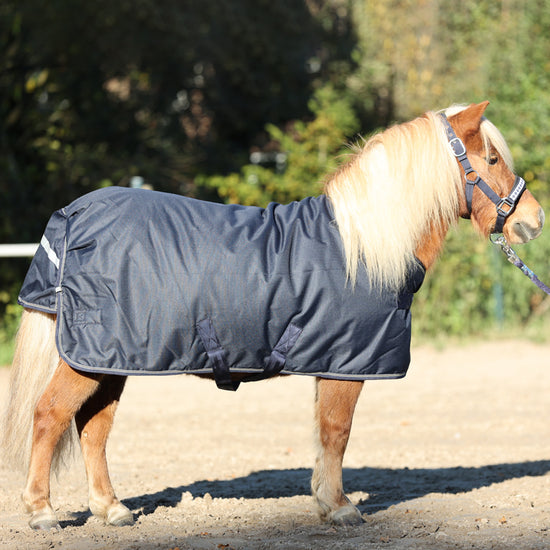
[0,244,39,258]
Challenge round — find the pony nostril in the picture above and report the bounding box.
[538,207,545,229]
[511,218,543,243]
[512,222,530,242]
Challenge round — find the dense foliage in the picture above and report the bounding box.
[1,0,550,350]
[199,85,359,205]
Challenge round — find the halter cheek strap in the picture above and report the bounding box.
[439,114,526,234]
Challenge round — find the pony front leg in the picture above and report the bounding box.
[75,375,133,526]
[23,360,102,530]
[311,378,364,525]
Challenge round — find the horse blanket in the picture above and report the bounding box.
[18,187,425,390]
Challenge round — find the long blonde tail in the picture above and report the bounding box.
[1,308,77,474]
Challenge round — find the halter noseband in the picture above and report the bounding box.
[439,114,526,234]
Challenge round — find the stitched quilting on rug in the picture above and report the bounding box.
[19,187,425,385]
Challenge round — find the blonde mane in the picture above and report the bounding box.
[325,106,513,290]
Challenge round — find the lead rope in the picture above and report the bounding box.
[491,235,550,295]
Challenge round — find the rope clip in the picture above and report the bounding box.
[490,234,521,265]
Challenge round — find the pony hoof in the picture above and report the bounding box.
[106,503,134,527]
[329,506,365,526]
[29,511,61,531]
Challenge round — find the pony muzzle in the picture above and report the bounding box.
[506,206,545,243]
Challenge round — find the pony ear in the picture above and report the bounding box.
[449,101,490,137]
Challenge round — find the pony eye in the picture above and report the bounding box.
[488,154,499,166]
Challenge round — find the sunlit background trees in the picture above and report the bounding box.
[2,0,550,356]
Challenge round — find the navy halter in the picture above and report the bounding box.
[440,113,526,234]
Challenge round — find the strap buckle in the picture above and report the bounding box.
[496,196,515,218]
[449,137,466,157]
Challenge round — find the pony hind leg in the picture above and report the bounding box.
[23,360,102,530]
[311,378,364,525]
[75,374,133,526]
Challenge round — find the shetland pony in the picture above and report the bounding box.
[1,102,545,530]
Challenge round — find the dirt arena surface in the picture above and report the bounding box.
[1,340,549,549]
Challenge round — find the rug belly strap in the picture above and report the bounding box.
[263,323,302,377]
[196,318,239,391]
[197,318,303,391]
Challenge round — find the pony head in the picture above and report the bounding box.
[443,102,544,245]
[325,102,544,290]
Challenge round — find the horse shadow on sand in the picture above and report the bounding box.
[116,459,550,520]
[60,459,550,527]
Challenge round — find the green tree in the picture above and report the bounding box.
[346,0,550,337]
[3,0,550,344]
[198,85,359,206]
[0,0,355,345]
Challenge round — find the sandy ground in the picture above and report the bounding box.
[0,340,549,550]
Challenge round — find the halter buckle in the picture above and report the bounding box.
[449,137,466,157]
[496,197,515,218]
